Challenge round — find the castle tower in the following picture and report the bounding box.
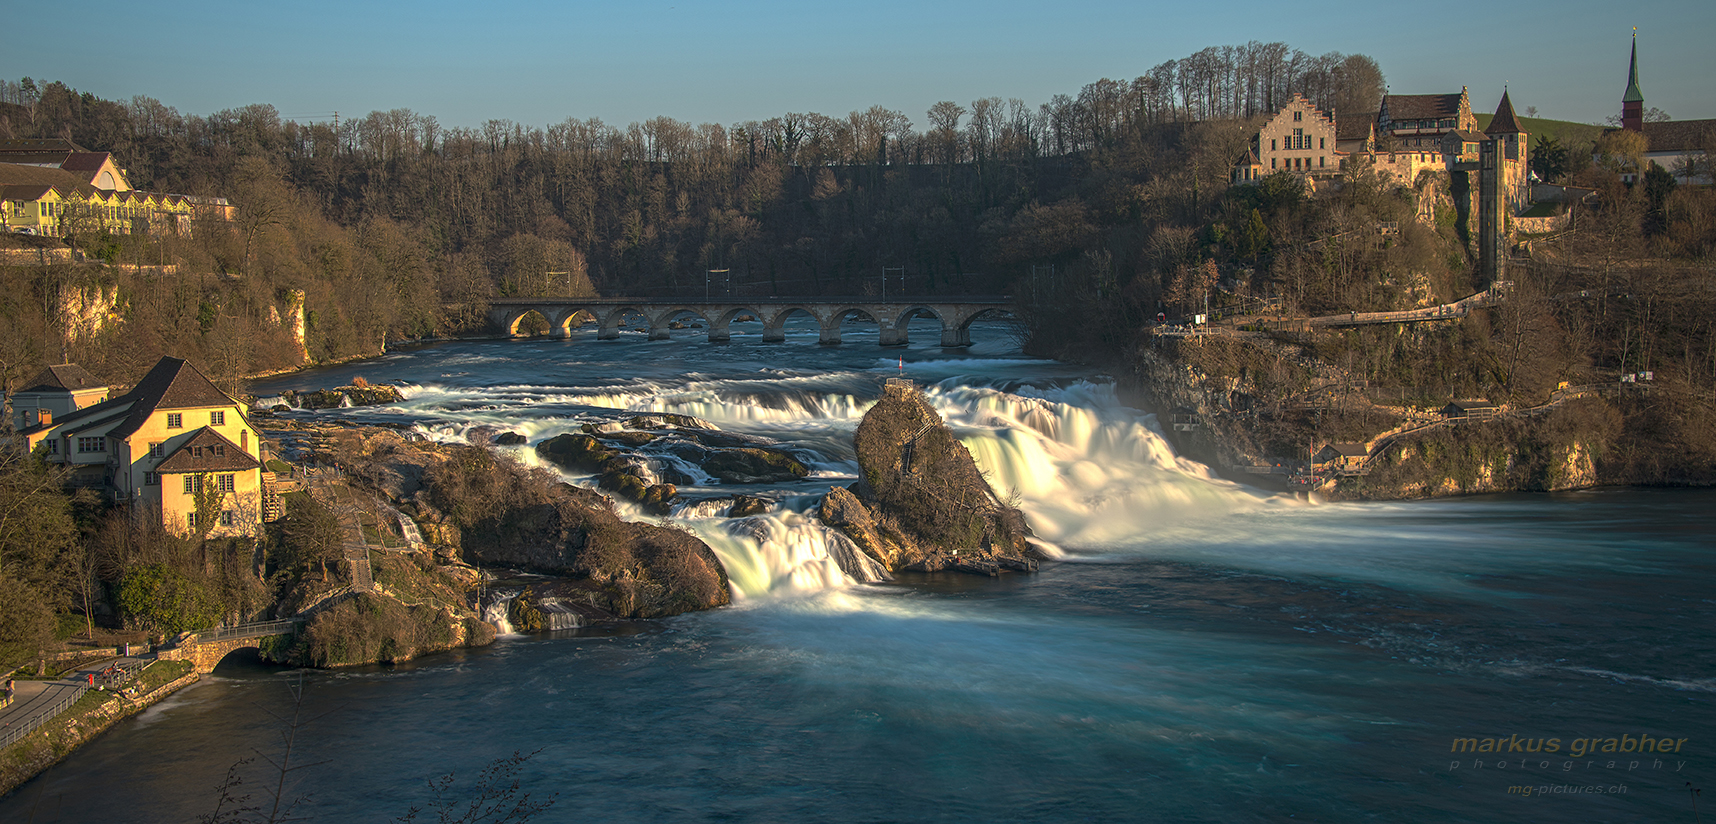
[1485,89,1530,212]
[1622,31,1644,132]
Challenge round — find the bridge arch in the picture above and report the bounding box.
[880,305,945,347]
[550,307,598,338]
[950,307,1020,348]
[498,307,552,338]
[644,307,713,341]
[819,307,881,346]
[597,306,652,340]
[707,306,764,343]
[762,306,822,344]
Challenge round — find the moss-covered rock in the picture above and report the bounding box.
[701,447,809,483]
[830,382,1041,575]
[536,433,619,473]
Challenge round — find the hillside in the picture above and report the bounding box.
[1474,112,1605,147]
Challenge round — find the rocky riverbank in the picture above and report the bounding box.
[1127,336,1716,499]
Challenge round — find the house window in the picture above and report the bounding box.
[150,442,164,458]
[1319,138,1325,150]
[188,512,199,529]
[1272,158,1277,169]
[219,510,235,527]
[1294,110,1302,122]
[167,413,183,428]
[1271,139,1277,151]
[45,439,59,454]
[144,472,160,486]
[217,474,235,493]
[1319,156,1325,168]
[211,411,225,426]
[78,436,105,453]
[184,474,204,494]
[215,444,226,457]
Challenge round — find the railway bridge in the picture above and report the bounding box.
[487,296,1018,347]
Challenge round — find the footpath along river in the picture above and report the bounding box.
[4,317,1711,823]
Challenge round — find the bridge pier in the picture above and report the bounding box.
[879,325,908,347]
[940,323,972,348]
[817,322,842,346]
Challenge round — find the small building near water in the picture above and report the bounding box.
[1313,443,1370,472]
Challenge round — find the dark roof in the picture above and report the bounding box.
[60,152,111,173]
[20,364,104,393]
[1486,91,1525,135]
[1336,114,1376,141]
[1383,93,1464,121]
[155,427,260,474]
[1623,36,1644,104]
[0,138,88,154]
[0,151,73,166]
[0,162,100,196]
[20,402,132,437]
[108,357,238,439]
[1318,443,1370,458]
[1639,119,1716,153]
[29,357,238,440]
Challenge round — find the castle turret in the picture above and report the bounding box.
[1622,31,1644,132]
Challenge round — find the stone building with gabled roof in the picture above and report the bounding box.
[1232,95,1340,184]
[18,356,265,537]
[1377,89,1478,151]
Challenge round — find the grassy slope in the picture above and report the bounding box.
[1475,113,1606,147]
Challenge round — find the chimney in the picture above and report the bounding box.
[38,408,52,426]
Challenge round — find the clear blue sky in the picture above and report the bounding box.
[5,0,1711,131]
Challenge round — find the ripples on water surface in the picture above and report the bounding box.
[6,322,1711,823]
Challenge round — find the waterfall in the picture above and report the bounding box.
[482,590,521,635]
[691,511,889,599]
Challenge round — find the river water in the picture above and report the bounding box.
[5,318,1712,823]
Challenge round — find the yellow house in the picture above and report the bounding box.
[20,357,265,537]
[1,155,221,237]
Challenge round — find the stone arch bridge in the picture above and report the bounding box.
[157,618,303,674]
[487,296,1018,347]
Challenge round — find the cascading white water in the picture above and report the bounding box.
[689,511,887,599]
[927,382,1271,550]
[482,590,520,635]
[360,374,1275,600]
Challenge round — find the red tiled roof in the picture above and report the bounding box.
[1384,94,1464,121]
[1486,91,1525,135]
[60,152,110,173]
[155,427,260,474]
[1639,119,1716,153]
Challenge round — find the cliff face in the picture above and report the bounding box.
[821,382,1040,576]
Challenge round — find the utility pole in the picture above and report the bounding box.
[882,267,904,302]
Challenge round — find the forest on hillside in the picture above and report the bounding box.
[0,43,1386,390]
[0,40,1712,406]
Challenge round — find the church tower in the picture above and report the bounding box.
[1621,31,1644,132]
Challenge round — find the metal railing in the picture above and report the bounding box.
[192,618,304,643]
[0,686,88,750]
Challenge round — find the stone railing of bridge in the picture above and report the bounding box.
[486,296,1017,348]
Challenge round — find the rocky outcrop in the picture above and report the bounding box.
[283,384,406,409]
[821,381,1041,576]
[534,418,809,512]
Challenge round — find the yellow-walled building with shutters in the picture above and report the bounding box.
[18,357,265,538]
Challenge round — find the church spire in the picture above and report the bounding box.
[1621,29,1644,131]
